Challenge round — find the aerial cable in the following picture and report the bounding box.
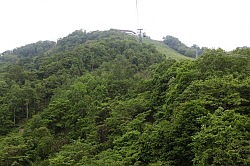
[136,0,139,27]
[135,0,143,42]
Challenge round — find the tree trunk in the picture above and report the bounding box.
[26,101,29,119]
[13,108,16,126]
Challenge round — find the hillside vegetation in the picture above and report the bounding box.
[144,38,192,60]
[0,30,249,166]
[163,35,205,58]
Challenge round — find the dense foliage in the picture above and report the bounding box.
[163,35,205,58]
[0,30,249,166]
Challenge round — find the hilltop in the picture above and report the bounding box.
[0,29,189,60]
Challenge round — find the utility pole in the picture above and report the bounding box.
[137,28,143,43]
[196,48,198,58]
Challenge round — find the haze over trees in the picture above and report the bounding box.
[0,30,249,166]
[163,35,205,58]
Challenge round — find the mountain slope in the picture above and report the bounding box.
[0,30,248,166]
[0,29,166,135]
[144,38,193,60]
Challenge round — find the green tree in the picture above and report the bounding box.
[0,134,31,166]
[192,109,250,165]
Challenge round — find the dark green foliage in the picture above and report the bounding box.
[1,41,56,58]
[163,35,205,58]
[192,109,250,165]
[232,47,250,56]
[0,30,249,166]
[0,134,32,166]
[55,30,87,52]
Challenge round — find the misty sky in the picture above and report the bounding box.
[0,0,249,53]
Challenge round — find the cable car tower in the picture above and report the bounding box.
[136,0,145,42]
[114,0,146,42]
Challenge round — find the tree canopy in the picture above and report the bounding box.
[0,30,249,166]
[163,35,205,58]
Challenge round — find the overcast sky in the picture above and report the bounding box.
[0,0,249,53]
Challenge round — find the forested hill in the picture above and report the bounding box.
[163,35,206,58]
[0,30,249,166]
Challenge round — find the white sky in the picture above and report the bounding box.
[0,0,249,53]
